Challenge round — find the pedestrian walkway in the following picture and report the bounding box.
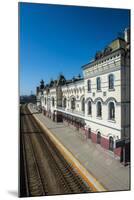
[28,104,130,191]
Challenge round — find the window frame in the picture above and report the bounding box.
[88,101,92,115]
[87,79,91,92]
[81,97,85,112]
[108,74,114,90]
[71,97,76,110]
[96,101,102,118]
[108,101,115,121]
[96,77,101,91]
[52,97,55,107]
[63,97,67,108]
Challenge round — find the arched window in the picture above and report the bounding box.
[63,98,67,108]
[81,97,85,112]
[88,101,92,115]
[87,80,91,92]
[109,136,114,151]
[109,102,115,120]
[97,131,101,144]
[45,97,46,105]
[71,97,76,110]
[108,74,114,89]
[52,97,55,107]
[97,101,102,117]
[96,77,101,91]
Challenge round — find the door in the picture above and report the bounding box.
[97,132,101,144]
[88,128,91,139]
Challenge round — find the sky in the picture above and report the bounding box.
[19,2,130,95]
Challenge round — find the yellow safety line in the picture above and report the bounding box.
[28,105,107,192]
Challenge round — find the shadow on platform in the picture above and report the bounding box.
[20,131,43,134]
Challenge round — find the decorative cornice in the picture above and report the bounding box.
[82,48,125,70]
[84,65,121,79]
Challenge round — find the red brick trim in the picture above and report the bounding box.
[91,132,97,143]
[114,147,121,157]
[101,137,109,150]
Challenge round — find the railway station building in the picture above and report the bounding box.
[36,28,130,163]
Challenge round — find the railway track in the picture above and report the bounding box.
[20,104,92,197]
[20,105,47,197]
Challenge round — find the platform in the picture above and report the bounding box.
[28,104,130,192]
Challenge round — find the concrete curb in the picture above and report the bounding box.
[28,105,107,192]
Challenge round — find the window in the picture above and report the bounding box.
[63,98,67,108]
[109,102,115,120]
[81,98,85,112]
[52,97,55,107]
[109,136,114,151]
[108,74,114,90]
[97,77,101,91]
[87,80,91,92]
[97,101,102,117]
[88,101,92,115]
[97,132,101,144]
[71,97,76,110]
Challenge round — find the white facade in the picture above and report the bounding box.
[83,49,122,141]
[61,80,85,115]
[36,28,130,158]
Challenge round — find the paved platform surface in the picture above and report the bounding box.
[28,104,130,191]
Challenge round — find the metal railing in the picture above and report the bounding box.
[57,106,85,116]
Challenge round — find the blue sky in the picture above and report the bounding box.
[19,3,130,95]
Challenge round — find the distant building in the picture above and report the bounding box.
[20,95,36,104]
[36,28,130,163]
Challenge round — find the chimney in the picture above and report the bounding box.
[124,28,130,44]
